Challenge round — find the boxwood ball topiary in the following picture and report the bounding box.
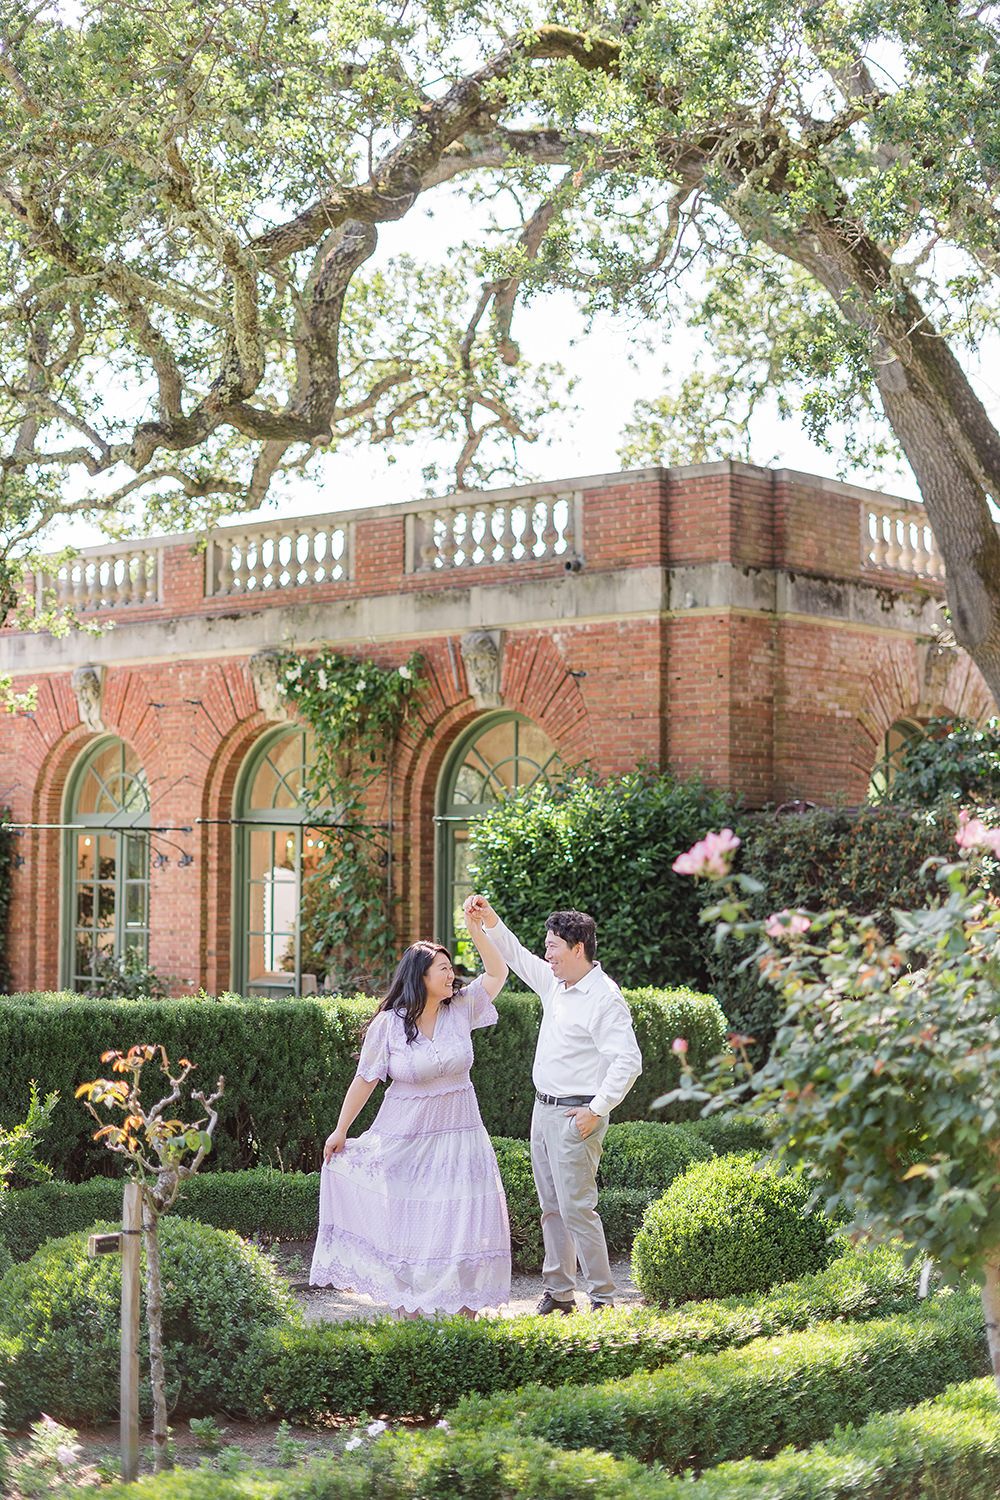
[631,1153,838,1306]
[0,1216,300,1427]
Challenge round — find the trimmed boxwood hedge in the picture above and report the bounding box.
[0,985,726,1179]
[0,1119,714,1271]
[238,1243,919,1422]
[449,1293,988,1468]
[72,1378,1000,1500]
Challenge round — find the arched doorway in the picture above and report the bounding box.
[62,738,151,991]
[232,726,329,996]
[868,717,924,800]
[436,712,560,962]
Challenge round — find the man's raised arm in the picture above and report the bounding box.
[463,894,551,995]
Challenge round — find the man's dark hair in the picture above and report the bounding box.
[546,909,597,961]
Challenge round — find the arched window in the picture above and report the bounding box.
[436,713,560,961]
[63,738,151,991]
[868,717,924,800]
[232,726,328,996]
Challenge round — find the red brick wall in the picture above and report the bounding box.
[0,463,991,993]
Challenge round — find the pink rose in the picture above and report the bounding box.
[765,909,811,940]
[672,828,741,879]
[671,1037,689,1055]
[956,810,1000,856]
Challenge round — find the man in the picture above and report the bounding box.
[464,894,642,1315]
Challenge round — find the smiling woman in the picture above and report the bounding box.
[309,908,511,1320]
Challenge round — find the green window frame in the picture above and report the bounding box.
[435,712,560,963]
[63,738,151,992]
[232,726,329,997]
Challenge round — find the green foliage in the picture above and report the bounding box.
[468,770,736,989]
[597,1119,714,1191]
[240,1241,920,1423]
[706,806,955,1057]
[685,1113,771,1157]
[450,1294,988,1468]
[0,1168,321,1263]
[0,809,14,992]
[279,649,424,989]
[881,717,1000,807]
[493,1122,711,1271]
[62,1380,1000,1500]
[0,1081,58,1190]
[631,1154,838,1305]
[685,853,1000,1283]
[88,948,173,1001]
[0,1122,710,1272]
[0,988,724,1177]
[0,1218,300,1428]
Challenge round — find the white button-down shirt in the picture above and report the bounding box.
[487,917,642,1117]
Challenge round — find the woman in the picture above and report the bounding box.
[309,904,510,1317]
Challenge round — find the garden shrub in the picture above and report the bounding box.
[0,986,727,1176]
[239,1242,919,1422]
[705,803,956,1057]
[495,1124,712,1270]
[0,1169,321,1263]
[467,769,737,989]
[450,1294,988,1468]
[881,716,1000,808]
[78,1378,1000,1500]
[598,1120,714,1191]
[685,1113,771,1157]
[631,1154,837,1304]
[0,1218,300,1427]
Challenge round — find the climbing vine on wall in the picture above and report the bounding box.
[277,650,423,990]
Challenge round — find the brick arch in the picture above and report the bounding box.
[852,642,993,793]
[392,633,593,939]
[20,710,152,994]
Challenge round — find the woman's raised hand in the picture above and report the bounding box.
[323,1127,348,1162]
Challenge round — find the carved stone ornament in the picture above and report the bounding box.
[71,664,106,734]
[249,649,290,721]
[460,630,503,709]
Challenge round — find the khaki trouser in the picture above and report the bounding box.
[530,1099,615,1303]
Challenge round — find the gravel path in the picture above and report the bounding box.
[290,1250,642,1324]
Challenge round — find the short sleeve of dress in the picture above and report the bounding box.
[356,1012,391,1082]
[458,975,500,1032]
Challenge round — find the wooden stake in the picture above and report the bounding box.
[120,1183,142,1482]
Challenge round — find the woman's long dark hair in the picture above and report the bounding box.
[369,940,463,1044]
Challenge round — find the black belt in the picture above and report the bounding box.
[535,1091,594,1108]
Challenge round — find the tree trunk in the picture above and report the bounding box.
[743,205,1000,710]
[141,1194,171,1473]
[980,1254,1000,1398]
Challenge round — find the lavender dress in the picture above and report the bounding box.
[309,978,511,1315]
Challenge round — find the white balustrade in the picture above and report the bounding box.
[409,491,582,572]
[862,503,945,581]
[206,520,351,597]
[35,545,161,612]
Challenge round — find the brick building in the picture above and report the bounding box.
[0,460,987,996]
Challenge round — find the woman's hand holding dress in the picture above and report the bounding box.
[324,1127,348,1162]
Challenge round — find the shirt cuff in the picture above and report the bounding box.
[589,1097,610,1118]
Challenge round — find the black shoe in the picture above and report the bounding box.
[536,1291,575,1316]
[590,1299,614,1313]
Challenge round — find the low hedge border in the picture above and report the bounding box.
[449,1293,987,1469]
[0,1120,713,1272]
[0,985,727,1177]
[238,1244,919,1422]
[83,1378,1000,1500]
